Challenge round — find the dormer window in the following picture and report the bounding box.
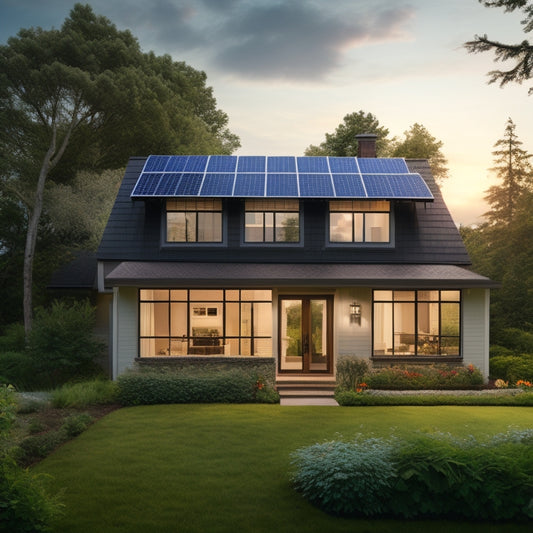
[329,200,390,243]
[244,199,300,243]
[166,199,222,243]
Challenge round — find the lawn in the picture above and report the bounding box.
[36,405,533,532]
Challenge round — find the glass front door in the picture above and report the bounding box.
[279,296,333,373]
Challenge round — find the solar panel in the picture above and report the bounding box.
[132,173,162,196]
[237,156,266,172]
[329,157,359,173]
[164,156,188,172]
[200,173,235,196]
[175,173,203,196]
[131,155,434,201]
[207,155,237,172]
[267,157,296,173]
[362,174,394,197]
[298,174,334,197]
[332,174,366,197]
[267,173,298,196]
[184,156,209,172]
[234,173,265,196]
[297,157,329,173]
[358,158,409,173]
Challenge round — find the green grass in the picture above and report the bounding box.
[36,405,533,533]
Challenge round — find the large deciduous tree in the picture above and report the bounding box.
[391,123,449,183]
[0,4,239,334]
[465,0,533,93]
[304,111,391,157]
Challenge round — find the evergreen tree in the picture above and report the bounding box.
[484,118,532,225]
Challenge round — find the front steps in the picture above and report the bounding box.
[276,378,338,405]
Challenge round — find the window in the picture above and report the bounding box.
[166,199,222,242]
[139,289,272,357]
[245,199,299,243]
[329,200,390,243]
[373,290,461,357]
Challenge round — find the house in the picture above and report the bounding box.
[97,134,497,386]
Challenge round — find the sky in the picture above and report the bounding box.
[1,0,532,225]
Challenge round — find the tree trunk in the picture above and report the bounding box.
[23,138,56,336]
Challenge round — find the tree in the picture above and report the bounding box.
[0,4,240,334]
[304,111,391,156]
[391,123,449,183]
[484,118,532,225]
[465,0,533,94]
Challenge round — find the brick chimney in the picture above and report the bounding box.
[355,133,377,158]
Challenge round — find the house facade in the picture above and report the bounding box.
[97,136,496,383]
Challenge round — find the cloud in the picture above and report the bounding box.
[210,2,415,81]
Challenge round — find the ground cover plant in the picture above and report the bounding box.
[35,405,533,533]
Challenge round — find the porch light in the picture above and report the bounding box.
[350,301,361,323]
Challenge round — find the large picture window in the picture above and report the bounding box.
[329,200,390,243]
[373,290,461,357]
[245,199,299,242]
[166,199,222,242]
[139,289,272,357]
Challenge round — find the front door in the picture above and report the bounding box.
[279,296,333,373]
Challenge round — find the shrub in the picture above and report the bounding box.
[0,351,36,390]
[291,436,396,516]
[0,323,25,352]
[364,364,483,390]
[0,457,63,532]
[490,354,533,382]
[61,413,93,438]
[27,300,105,387]
[493,327,533,354]
[0,384,17,438]
[117,370,279,406]
[51,379,118,409]
[291,431,533,520]
[335,356,370,391]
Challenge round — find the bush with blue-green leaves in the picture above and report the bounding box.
[291,430,533,520]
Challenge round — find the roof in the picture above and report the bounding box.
[48,251,97,289]
[97,156,471,265]
[105,262,498,289]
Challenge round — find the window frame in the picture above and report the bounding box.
[138,289,273,357]
[327,200,394,247]
[163,199,226,246]
[242,199,302,246]
[372,289,462,359]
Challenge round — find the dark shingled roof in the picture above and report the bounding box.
[48,251,97,289]
[97,156,471,265]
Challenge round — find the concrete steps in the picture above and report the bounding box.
[276,380,337,399]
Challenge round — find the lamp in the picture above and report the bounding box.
[350,301,361,324]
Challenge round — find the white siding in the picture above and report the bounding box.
[112,286,138,378]
[462,288,490,379]
[335,288,372,367]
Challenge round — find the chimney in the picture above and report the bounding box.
[355,133,377,158]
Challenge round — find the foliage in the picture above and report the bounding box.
[51,379,118,409]
[392,123,449,183]
[465,0,533,94]
[335,390,533,406]
[291,437,396,516]
[60,413,93,438]
[0,384,16,438]
[493,327,533,353]
[27,299,104,388]
[304,110,391,156]
[117,370,279,406]
[335,356,370,391]
[0,323,25,352]
[0,351,35,390]
[361,364,484,390]
[0,457,64,532]
[490,353,533,381]
[291,430,533,520]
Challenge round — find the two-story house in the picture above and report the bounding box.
[97,135,496,385]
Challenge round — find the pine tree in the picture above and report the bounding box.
[484,118,532,225]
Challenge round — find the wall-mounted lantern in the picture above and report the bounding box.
[350,301,361,324]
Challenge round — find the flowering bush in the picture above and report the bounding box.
[517,379,533,389]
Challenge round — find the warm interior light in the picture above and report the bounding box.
[350,301,361,323]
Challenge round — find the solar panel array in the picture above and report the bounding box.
[131,155,434,200]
